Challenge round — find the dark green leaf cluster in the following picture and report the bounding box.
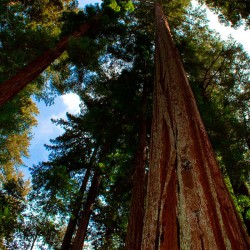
[60,3,101,36]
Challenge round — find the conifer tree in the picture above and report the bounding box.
[141,2,249,248]
[1,0,250,248]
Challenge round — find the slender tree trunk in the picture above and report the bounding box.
[142,3,250,249]
[0,17,99,106]
[61,167,92,250]
[30,232,38,250]
[71,171,101,250]
[125,81,148,250]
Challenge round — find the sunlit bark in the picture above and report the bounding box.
[142,3,250,249]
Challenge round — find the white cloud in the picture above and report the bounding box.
[30,93,81,146]
[61,93,81,114]
[50,93,81,121]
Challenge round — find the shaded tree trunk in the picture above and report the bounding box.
[125,81,148,250]
[142,3,250,249]
[29,232,38,250]
[0,17,99,106]
[61,167,91,250]
[71,171,101,250]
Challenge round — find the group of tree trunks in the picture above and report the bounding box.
[0,1,249,249]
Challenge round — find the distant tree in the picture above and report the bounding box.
[0,177,28,248]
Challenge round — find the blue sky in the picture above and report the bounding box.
[21,0,101,178]
[21,94,81,178]
[81,0,101,5]
[21,0,250,179]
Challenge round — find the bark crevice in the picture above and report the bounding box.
[142,2,250,249]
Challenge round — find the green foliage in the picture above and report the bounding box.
[163,0,191,21]
[0,178,27,244]
[0,90,38,186]
[237,194,250,219]
[199,0,250,27]
[89,149,133,249]
[103,0,134,13]
[6,212,65,250]
[67,36,106,70]
[60,3,101,36]
[61,10,88,35]
[30,163,77,217]
[1,0,250,247]
[109,0,121,12]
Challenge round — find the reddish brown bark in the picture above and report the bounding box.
[71,171,101,250]
[61,167,91,250]
[142,3,250,249]
[0,18,98,106]
[125,82,148,250]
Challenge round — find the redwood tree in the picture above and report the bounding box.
[125,82,148,250]
[0,0,134,106]
[2,1,250,248]
[0,21,92,106]
[60,166,91,250]
[71,171,101,250]
[141,2,250,249]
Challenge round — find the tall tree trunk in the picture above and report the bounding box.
[71,171,101,250]
[141,3,250,249]
[0,17,99,106]
[61,167,91,250]
[125,81,148,250]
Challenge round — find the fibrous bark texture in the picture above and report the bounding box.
[0,20,96,106]
[142,3,250,250]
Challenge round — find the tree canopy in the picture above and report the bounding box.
[0,0,249,248]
